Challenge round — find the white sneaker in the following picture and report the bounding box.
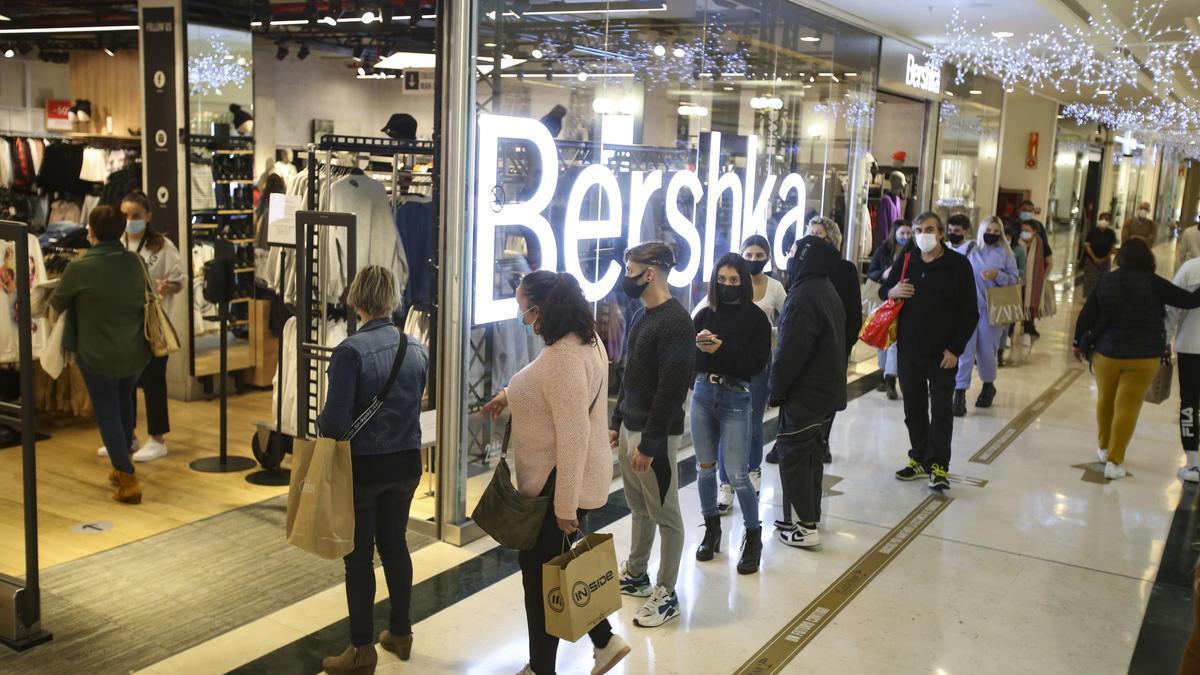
[1022,334,1033,347]
[717,483,734,515]
[749,468,762,495]
[633,586,679,628]
[1104,461,1127,480]
[779,524,821,549]
[591,634,630,675]
[516,665,534,675]
[1097,448,1109,463]
[1179,466,1200,483]
[133,439,168,463]
[98,437,139,458]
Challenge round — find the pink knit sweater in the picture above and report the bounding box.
[506,334,611,519]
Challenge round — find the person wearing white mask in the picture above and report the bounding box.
[1121,201,1157,247]
[1178,215,1200,270]
[100,190,184,463]
[878,212,979,491]
[1082,212,1117,298]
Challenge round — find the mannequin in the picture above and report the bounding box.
[875,170,905,248]
[853,152,878,260]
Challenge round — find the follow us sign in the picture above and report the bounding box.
[473,113,810,325]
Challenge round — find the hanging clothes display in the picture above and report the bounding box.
[394,196,434,307]
[272,314,347,436]
[79,147,109,183]
[0,233,49,362]
[326,172,409,304]
[191,241,220,335]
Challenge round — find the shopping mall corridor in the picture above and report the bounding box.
[108,245,1195,673]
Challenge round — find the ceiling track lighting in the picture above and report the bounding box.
[3,48,14,58]
[297,43,310,60]
[276,42,289,60]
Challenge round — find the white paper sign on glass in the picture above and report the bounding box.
[473,113,809,325]
[267,192,302,247]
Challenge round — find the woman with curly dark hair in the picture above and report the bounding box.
[482,270,629,675]
[691,252,772,574]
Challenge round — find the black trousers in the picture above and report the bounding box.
[344,476,420,647]
[898,352,957,471]
[776,420,825,525]
[132,355,170,436]
[518,481,612,675]
[1180,353,1200,453]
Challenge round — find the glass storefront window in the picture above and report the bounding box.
[932,98,1001,224]
[451,1,881,524]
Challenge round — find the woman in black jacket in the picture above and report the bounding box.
[1072,239,1200,480]
[867,220,912,400]
[691,253,772,574]
[804,217,861,463]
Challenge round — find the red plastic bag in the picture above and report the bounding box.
[859,253,910,349]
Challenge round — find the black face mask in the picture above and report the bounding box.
[746,259,768,276]
[716,283,741,305]
[621,270,649,299]
[947,232,965,245]
[983,233,1001,246]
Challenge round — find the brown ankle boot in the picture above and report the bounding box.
[109,470,119,487]
[113,471,142,504]
[379,630,413,660]
[322,644,377,674]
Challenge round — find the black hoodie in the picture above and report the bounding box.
[769,237,849,430]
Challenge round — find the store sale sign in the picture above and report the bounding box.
[474,113,808,325]
[45,99,72,131]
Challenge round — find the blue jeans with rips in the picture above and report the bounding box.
[692,376,759,529]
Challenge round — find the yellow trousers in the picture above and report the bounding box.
[1093,353,1160,464]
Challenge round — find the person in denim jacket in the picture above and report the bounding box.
[317,265,427,675]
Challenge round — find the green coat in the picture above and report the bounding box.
[49,240,151,378]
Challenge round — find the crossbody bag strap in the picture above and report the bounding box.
[340,325,410,441]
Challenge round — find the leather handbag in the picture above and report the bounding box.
[136,253,181,358]
[473,349,605,551]
[1145,353,1173,405]
[859,253,910,350]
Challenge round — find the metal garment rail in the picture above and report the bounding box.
[0,220,51,651]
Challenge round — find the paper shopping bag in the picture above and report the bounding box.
[39,311,68,379]
[543,533,621,642]
[985,284,1026,326]
[286,436,356,560]
[1144,355,1173,405]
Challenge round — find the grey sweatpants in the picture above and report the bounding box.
[617,425,684,592]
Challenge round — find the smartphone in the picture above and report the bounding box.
[696,339,715,346]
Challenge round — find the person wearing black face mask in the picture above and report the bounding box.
[739,235,787,478]
[691,253,772,574]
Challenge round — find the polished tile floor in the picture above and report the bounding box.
[120,256,1196,674]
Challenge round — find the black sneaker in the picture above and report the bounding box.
[895,458,927,481]
[952,389,967,417]
[928,464,950,491]
[885,375,899,400]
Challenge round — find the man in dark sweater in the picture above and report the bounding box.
[879,212,979,491]
[609,241,695,628]
[770,236,848,549]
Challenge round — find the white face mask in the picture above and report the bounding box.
[1020,231,1034,241]
[1097,220,1110,230]
[1136,209,1150,220]
[915,232,939,253]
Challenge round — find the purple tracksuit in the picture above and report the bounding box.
[957,242,1021,389]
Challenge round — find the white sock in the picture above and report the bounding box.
[1186,450,1198,469]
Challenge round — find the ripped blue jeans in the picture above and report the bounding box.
[691,376,759,529]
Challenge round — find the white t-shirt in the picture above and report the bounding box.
[124,234,185,315]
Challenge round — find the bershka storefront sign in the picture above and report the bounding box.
[474,113,808,325]
[905,53,941,94]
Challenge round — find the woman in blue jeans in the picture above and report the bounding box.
[691,253,772,575]
[317,265,428,675]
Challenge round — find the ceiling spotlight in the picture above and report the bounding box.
[991,31,1014,38]
[800,36,820,42]
[0,15,10,21]
[530,48,543,59]
[653,44,665,56]
[103,47,115,56]
[3,48,13,58]
[969,89,983,94]
[321,14,337,26]
[276,43,289,60]
[297,43,310,60]
[1096,89,1112,95]
[577,72,587,81]
[362,10,376,23]
[945,90,955,96]
[673,46,685,58]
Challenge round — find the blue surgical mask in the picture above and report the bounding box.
[1019,211,1033,222]
[126,219,147,235]
[895,236,910,247]
[521,305,537,336]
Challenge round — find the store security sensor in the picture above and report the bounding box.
[474,113,812,324]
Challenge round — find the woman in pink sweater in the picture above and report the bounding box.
[482,270,630,675]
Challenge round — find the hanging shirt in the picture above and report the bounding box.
[0,233,49,363]
[326,173,409,305]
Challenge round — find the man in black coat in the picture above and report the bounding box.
[879,211,979,491]
[769,235,848,549]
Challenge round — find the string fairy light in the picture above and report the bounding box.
[188,37,251,96]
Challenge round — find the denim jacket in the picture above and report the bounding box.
[317,318,427,455]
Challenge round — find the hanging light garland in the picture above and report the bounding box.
[929,3,1200,97]
[188,37,251,96]
[1061,96,1200,147]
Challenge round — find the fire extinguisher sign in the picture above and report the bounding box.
[1026,132,1039,169]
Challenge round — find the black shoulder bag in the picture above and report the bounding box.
[473,346,605,551]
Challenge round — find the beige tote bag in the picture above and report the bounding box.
[286,436,356,560]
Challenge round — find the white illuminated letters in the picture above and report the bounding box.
[473,113,817,325]
[904,53,941,94]
[564,164,624,302]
